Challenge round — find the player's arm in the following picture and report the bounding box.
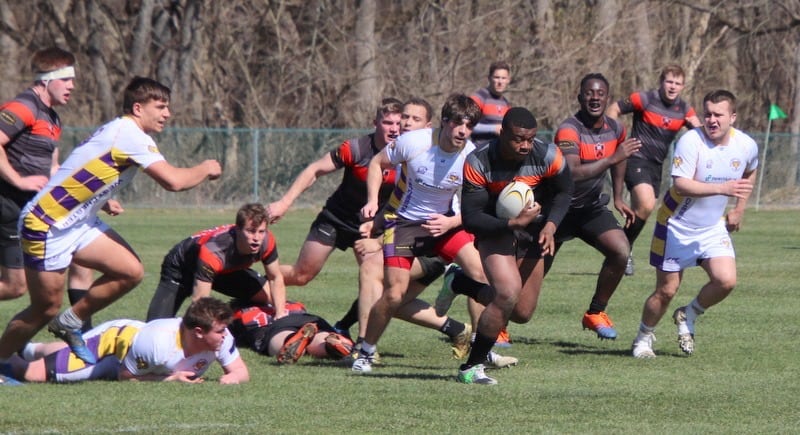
[219,355,250,385]
[726,169,756,232]
[686,114,702,129]
[610,157,635,227]
[262,259,287,319]
[118,366,202,383]
[605,101,623,119]
[191,279,213,301]
[268,153,338,223]
[0,131,48,191]
[361,148,393,220]
[144,159,221,192]
[672,174,753,199]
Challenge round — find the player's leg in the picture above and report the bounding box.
[0,198,27,300]
[66,264,94,331]
[354,249,384,339]
[0,268,67,361]
[281,217,338,286]
[632,269,682,358]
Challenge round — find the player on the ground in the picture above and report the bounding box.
[0,77,221,367]
[454,107,573,384]
[0,297,248,384]
[631,90,757,358]
[606,64,701,275]
[146,203,286,321]
[551,73,641,340]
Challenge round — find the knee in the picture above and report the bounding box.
[3,282,27,299]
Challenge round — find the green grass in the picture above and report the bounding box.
[1,208,799,434]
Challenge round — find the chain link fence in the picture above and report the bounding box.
[59,127,800,209]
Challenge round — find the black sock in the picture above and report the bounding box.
[439,318,466,338]
[588,298,607,314]
[67,288,93,332]
[336,299,359,330]
[624,218,647,246]
[452,270,493,304]
[463,331,495,368]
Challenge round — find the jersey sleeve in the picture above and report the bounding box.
[615,92,642,115]
[114,124,166,169]
[260,230,279,265]
[330,139,354,169]
[0,100,35,140]
[216,330,240,367]
[554,124,580,157]
[670,130,700,179]
[195,244,223,283]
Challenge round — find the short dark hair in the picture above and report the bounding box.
[122,77,171,115]
[659,64,686,83]
[489,61,511,77]
[441,93,482,129]
[703,90,737,113]
[579,73,610,92]
[502,107,537,131]
[375,97,404,121]
[404,97,434,122]
[236,203,269,228]
[182,297,233,331]
[31,47,75,76]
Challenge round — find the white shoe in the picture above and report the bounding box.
[624,254,634,276]
[632,332,656,359]
[434,264,459,316]
[485,350,518,368]
[351,353,374,374]
[672,307,695,355]
[457,364,497,385]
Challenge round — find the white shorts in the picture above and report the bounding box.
[650,218,734,272]
[21,215,109,271]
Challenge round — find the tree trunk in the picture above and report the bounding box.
[129,0,155,77]
[87,0,114,120]
[786,42,800,187]
[353,0,378,125]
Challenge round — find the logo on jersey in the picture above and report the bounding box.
[661,116,672,128]
[447,172,461,183]
[416,166,428,175]
[594,143,605,159]
[706,160,713,169]
[148,145,160,154]
[673,156,683,168]
[0,112,16,125]
[730,159,741,171]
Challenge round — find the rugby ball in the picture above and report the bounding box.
[496,181,534,219]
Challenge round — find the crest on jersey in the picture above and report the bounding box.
[136,356,149,370]
[673,156,683,168]
[594,143,605,159]
[730,159,741,170]
[447,172,461,183]
[661,117,672,128]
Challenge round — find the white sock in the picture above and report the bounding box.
[20,343,38,361]
[58,308,84,330]
[685,298,705,329]
[638,323,655,335]
[360,342,376,355]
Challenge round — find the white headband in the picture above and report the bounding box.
[35,66,75,81]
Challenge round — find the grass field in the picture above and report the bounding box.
[1,208,798,434]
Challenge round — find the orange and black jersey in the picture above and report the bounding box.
[173,224,278,284]
[0,89,61,206]
[461,138,573,237]
[470,87,511,146]
[616,89,696,164]
[324,133,396,229]
[555,115,626,209]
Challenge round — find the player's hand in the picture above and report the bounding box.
[355,238,382,256]
[203,160,222,180]
[267,200,289,224]
[421,213,456,237]
[361,201,379,220]
[508,200,541,229]
[167,370,204,383]
[538,222,557,256]
[722,179,753,199]
[102,199,124,216]
[16,174,48,192]
[612,138,642,163]
[613,198,636,228]
[219,373,244,385]
[725,208,745,232]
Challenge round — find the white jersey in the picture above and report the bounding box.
[384,128,474,221]
[24,116,165,231]
[122,318,239,379]
[657,127,758,229]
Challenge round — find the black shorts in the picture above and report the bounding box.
[415,255,447,286]
[306,209,361,251]
[0,195,23,268]
[555,204,623,245]
[475,224,546,260]
[625,158,664,197]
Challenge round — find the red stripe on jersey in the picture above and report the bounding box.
[463,161,488,186]
[30,119,60,139]
[335,140,354,166]
[629,92,645,111]
[642,110,686,133]
[0,101,36,126]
